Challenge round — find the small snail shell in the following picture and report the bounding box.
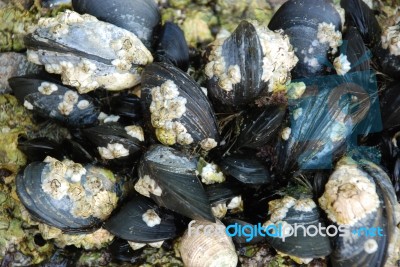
[179,220,238,267]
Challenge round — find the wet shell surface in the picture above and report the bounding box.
[25,10,153,93]
[141,62,219,150]
[179,220,238,267]
[16,156,119,232]
[136,145,214,221]
[205,20,297,110]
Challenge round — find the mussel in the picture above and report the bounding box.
[319,157,398,266]
[141,62,219,151]
[135,145,214,221]
[205,20,298,111]
[25,10,153,93]
[16,156,120,232]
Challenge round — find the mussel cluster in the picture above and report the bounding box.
[2,0,400,266]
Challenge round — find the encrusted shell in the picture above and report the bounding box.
[25,10,153,93]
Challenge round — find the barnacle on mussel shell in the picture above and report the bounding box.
[16,156,119,232]
[141,62,219,150]
[319,157,398,266]
[104,194,177,246]
[25,10,153,93]
[9,75,99,127]
[135,145,214,221]
[72,0,160,49]
[205,20,298,110]
[269,0,342,78]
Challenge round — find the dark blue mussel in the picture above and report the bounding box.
[135,145,214,221]
[341,0,400,79]
[104,194,177,244]
[18,137,64,162]
[72,0,160,49]
[99,93,143,124]
[16,157,121,232]
[269,0,342,78]
[154,22,189,72]
[205,20,297,111]
[9,75,99,128]
[141,62,219,151]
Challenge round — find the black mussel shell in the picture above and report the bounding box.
[9,75,99,127]
[137,145,214,222]
[269,0,342,78]
[18,137,64,162]
[104,195,177,243]
[380,82,400,131]
[100,93,143,124]
[234,105,286,151]
[340,0,381,47]
[206,182,241,205]
[154,22,189,72]
[205,21,266,111]
[319,158,398,266]
[72,0,160,49]
[264,196,332,259]
[16,159,120,232]
[81,123,145,162]
[61,138,95,164]
[374,43,400,79]
[218,153,272,185]
[141,62,219,150]
[341,26,371,73]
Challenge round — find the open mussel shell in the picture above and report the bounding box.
[16,157,120,232]
[104,195,177,243]
[9,75,99,127]
[141,62,219,150]
[136,145,214,222]
[318,157,398,266]
[25,10,153,93]
[205,20,297,111]
[154,22,189,72]
[234,105,286,151]
[72,0,160,49]
[218,153,272,185]
[269,0,342,78]
[264,195,332,260]
[81,122,145,163]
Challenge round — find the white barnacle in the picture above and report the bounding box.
[364,239,378,254]
[42,177,70,200]
[293,108,303,120]
[212,203,228,219]
[78,59,97,73]
[281,127,291,141]
[252,22,298,93]
[200,138,217,151]
[104,114,120,123]
[334,54,351,75]
[227,196,242,210]
[287,82,306,100]
[65,162,86,183]
[142,209,161,227]
[98,143,129,159]
[58,101,74,116]
[51,23,69,36]
[267,196,297,222]
[128,241,147,250]
[134,175,162,197]
[24,100,34,110]
[318,159,380,226]
[381,24,400,56]
[125,125,144,141]
[317,22,342,54]
[293,198,317,212]
[77,100,90,110]
[38,82,58,95]
[227,65,241,84]
[150,80,192,146]
[200,163,225,185]
[63,90,79,104]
